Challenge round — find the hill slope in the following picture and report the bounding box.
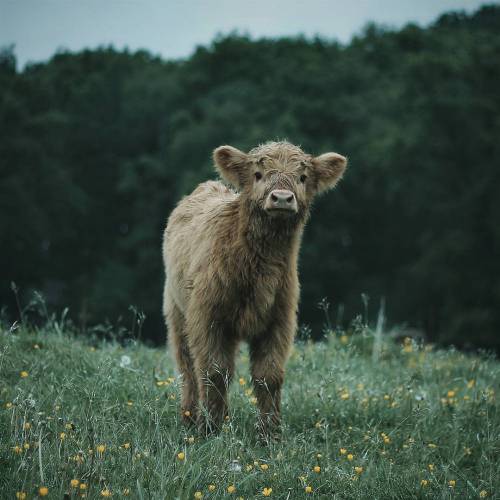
[1,321,498,498]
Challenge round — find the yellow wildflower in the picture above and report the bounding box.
[305,486,313,493]
[467,379,475,389]
[313,465,321,473]
[340,335,349,344]
[16,492,27,499]
[70,479,80,488]
[184,410,191,417]
[250,397,257,405]
[127,400,133,406]
[340,392,350,400]
[227,485,236,494]
[96,444,106,454]
[421,479,428,487]
[39,487,49,496]
[449,480,456,488]
[20,371,29,378]
[479,491,488,498]
[123,442,131,449]
[428,464,435,472]
[80,483,87,490]
[208,485,216,491]
[177,451,185,461]
[123,489,130,496]
[101,488,112,497]
[187,436,195,444]
[12,445,22,454]
[6,402,13,409]
[464,447,472,455]
[340,448,347,455]
[239,378,246,386]
[403,343,413,353]
[428,443,437,449]
[447,390,456,398]
[260,463,269,471]
[246,465,253,472]
[23,422,31,430]
[354,466,363,474]
[347,454,354,461]
[383,437,391,444]
[60,432,66,440]
[262,487,272,496]
[23,442,30,450]
[194,492,203,499]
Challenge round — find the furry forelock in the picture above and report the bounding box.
[248,141,311,166]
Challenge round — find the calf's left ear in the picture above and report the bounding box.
[312,152,347,193]
[213,145,249,190]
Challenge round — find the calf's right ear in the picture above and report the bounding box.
[213,145,249,190]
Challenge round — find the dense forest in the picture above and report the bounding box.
[1,5,499,350]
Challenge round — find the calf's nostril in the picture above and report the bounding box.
[286,195,294,203]
[271,193,278,202]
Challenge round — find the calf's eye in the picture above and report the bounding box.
[300,174,307,183]
[254,172,262,181]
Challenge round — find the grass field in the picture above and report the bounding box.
[1,313,499,499]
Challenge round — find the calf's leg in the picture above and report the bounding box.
[250,330,292,438]
[165,296,198,426]
[190,327,238,435]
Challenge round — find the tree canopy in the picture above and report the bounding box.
[1,5,499,350]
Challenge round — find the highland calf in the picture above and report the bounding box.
[163,141,347,436]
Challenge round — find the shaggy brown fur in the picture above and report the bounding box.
[162,141,347,436]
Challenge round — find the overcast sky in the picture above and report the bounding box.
[0,0,494,67]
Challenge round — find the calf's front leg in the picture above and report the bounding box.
[250,329,292,438]
[190,325,238,435]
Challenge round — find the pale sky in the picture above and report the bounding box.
[0,0,495,67]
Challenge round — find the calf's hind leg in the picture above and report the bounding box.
[165,296,198,426]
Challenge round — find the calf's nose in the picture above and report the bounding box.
[266,189,297,212]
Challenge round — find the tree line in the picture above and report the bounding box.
[1,5,499,350]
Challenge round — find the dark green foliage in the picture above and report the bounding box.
[1,6,499,349]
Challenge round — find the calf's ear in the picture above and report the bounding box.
[213,145,249,189]
[312,152,347,194]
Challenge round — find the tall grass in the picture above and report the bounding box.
[1,312,498,499]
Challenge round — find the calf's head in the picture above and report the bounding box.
[214,141,347,224]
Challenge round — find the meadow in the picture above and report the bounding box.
[1,310,498,499]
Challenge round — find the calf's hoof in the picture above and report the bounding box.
[197,416,224,437]
[257,421,282,444]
